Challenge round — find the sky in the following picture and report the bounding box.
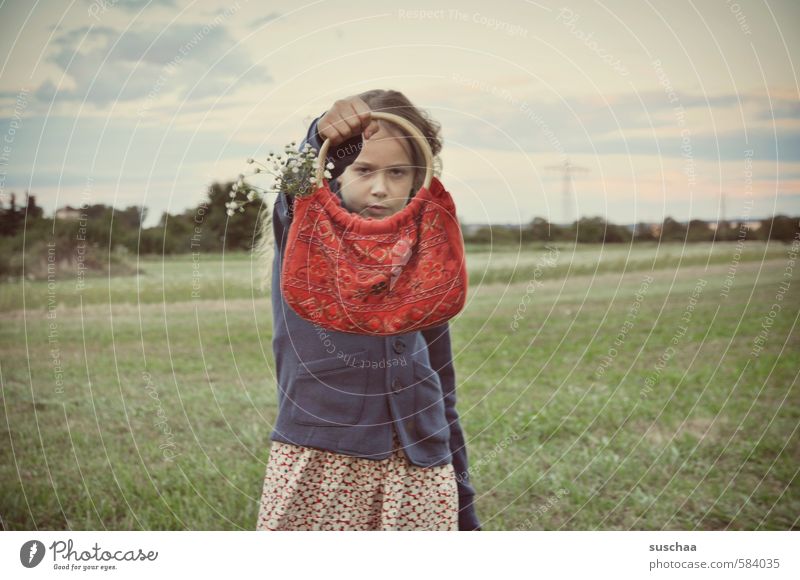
[0,0,798,228]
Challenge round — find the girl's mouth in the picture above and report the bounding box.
[365,204,389,216]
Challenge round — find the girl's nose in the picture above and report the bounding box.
[369,171,388,197]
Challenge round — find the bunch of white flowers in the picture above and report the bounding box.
[227,141,334,217]
[225,173,258,216]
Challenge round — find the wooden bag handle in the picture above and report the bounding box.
[315,111,433,189]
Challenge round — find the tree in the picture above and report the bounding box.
[603,222,632,243]
[25,193,44,220]
[713,220,738,242]
[116,205,147,230]
[632,222,656,242]
[190,180,264,252]
[686,219,712,242]
[527,217,555,241]
[1,193,21,236]
[570,217,632,243]
[661,217,687,241]
[1,192,45,236]
[760,214,800,242]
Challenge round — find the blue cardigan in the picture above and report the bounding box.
[268,114,481,531]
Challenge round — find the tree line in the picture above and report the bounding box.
[470,215,799,244]
[1,183,798,281]
[0,182,260,279]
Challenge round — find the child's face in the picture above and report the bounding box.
[336,125,416,219]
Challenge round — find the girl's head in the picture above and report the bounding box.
[335,89,442,219]
[255,90,441,293]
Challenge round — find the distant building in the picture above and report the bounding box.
[709,220,762,231]
[647,222,662,236]
[461,223,488,236]
[623,222,661,236]
[54,206,82,220]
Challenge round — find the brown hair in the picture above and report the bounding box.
[356,89,443,193]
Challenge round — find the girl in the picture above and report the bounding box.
[255,90,481,531]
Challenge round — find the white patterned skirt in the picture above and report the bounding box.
[257,428,459,531]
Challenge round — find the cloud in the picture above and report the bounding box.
[249,12,281,29]
[35,17,270,107]
[434,83,799,161]
[756,98,800,121]
[80,0,178,17]
[111,0,178,10]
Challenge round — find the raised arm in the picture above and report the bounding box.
[275,102,373,227]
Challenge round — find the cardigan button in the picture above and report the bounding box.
[393,339,406,354]
[391,377,402,393]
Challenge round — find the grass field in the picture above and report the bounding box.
[1,241,798,530]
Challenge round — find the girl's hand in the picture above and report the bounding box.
[318,96,380,146]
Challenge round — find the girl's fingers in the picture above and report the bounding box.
[364,120,380,140]
[320,118,346,146]
[320,96,374,145]
[350,99,373,132]
[336,102,365,138]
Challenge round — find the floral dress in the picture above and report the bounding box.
[256,427,459,531]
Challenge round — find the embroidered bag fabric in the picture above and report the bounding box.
[280,112,467,336]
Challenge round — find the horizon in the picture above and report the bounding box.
[21,194,792,229]
[1,0,798,228]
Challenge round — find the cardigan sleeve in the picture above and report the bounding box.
[276,114,364,228]
[421,321,482,531]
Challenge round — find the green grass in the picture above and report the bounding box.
[1,241,798,530]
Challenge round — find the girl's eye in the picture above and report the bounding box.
[390,168,407,177]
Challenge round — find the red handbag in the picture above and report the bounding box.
[280,112,467,336]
